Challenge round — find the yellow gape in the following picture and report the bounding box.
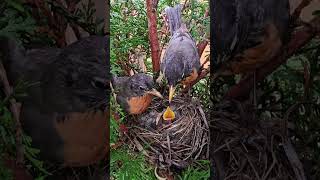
[163,106,175,121]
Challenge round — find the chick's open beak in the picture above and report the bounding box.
[169,85,175,102]
[146,88,163,99]
[163,106,175,121]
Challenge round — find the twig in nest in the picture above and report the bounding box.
[0,62,23,164]
[282,140,306,180]
[212,100,305,180]
[128,96,209,169]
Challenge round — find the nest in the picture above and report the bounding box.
[210,100,306,180]
[126,95,209,169]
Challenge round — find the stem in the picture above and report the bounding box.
[146,0,161,73]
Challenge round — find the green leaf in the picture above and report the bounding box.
[4,0,25,13]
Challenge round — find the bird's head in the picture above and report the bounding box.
[47,36,110,111]
[128,73,163,99]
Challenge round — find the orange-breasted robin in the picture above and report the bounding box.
[159,5,200,102]
[212,0,289,77]
[158,5,200,120]
[111,73,163,115]
[0,35,109,167]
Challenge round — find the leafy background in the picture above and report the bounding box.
[110,0,210,179]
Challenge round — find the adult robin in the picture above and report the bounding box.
[111,73,163,115]
[158,4,200,120]
[0,35,109,167]
[212,0,289,77]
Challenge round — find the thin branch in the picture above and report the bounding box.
[146,0,161,73]
[291,0,313,23]
[225,16,320,100]
[66,0,81,40]
[0,62,23,164]
[197,40,208,57]
[26,0,67,47]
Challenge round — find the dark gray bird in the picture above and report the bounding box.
[0,35,109,167]
[159,4,201,103]
[210,1,290,179]
[112,73,163,115]
[212,0,289,76]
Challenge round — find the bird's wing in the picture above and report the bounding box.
[213,0,289,68]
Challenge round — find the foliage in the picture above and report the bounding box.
[270,39,320,179]
[74,0,105,34]
[0,1,35,44]
[110,147,155,180]
[177,160,210,180]
[110,96,125,145]
[110,94,156,179]
[0,0,104,179]
[0,1,50,174]
[0,156,13,180]
[110,0,149,74]
[110,0,210,179]
[0,80,51,179]
[211,38,320,179]
[110,0,209,75]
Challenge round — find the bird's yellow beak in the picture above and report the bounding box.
[163,106,175,121]
[169,85,175,103]
[146,88,163,99]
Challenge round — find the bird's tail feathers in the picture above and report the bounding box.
[165,4,183,36]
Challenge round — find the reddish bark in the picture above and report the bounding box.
[4,157,33,180]
[26,0,67,47]
[197,40,208,57]
[225,16,320,100]
[146,0,161,73]
[0,62,23,164]
[291,0,312,22]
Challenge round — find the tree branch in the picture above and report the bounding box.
[225,16,320,100]
[0,62,23,164]
[146,0,161,73]
[197,40,208,57]
[291,0,312,22]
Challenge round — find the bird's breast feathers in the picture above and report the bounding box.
[127,94,153,114]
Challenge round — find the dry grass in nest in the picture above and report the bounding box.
[210,100,306,180]
[126,95,209,169]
